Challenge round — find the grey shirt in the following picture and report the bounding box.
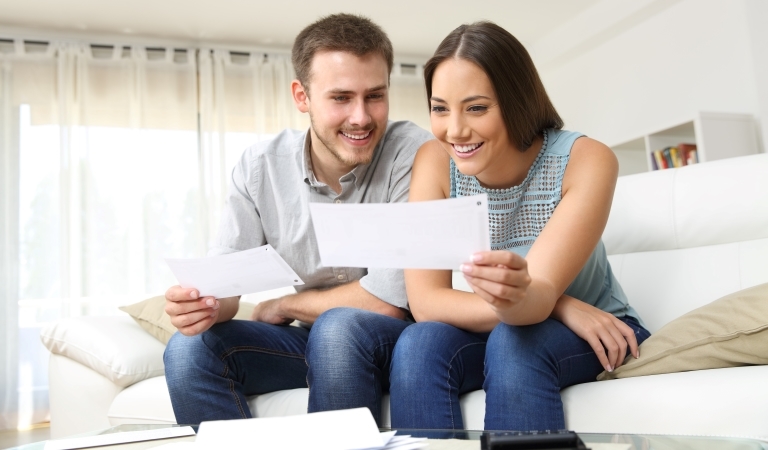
[211,120,433,309]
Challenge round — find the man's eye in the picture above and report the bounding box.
[368,94,384,100]
[334,96,348,101]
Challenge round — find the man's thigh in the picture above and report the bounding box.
[202,320,311,395]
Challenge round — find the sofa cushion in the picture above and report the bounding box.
[119,296,257,344]
[40,316,167,387]
[598,283,768,380]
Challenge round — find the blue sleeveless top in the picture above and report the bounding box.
[450,128,641,322]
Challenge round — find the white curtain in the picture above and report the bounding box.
[0,38,427,431]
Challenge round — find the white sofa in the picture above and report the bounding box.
[41,153,768,439]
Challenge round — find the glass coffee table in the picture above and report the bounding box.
[9,424,768,449]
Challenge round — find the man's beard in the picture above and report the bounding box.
[309,113,376,167]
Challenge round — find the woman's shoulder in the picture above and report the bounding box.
[562,133,618,193]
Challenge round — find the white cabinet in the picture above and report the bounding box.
[610,112,759,175]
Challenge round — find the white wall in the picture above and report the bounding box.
[532,0,766,155]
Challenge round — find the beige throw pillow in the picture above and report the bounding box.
[598,283,768,380]
[119,295,256,345]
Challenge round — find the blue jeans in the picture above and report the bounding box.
[164,307,410,425]
[389,316,650,431]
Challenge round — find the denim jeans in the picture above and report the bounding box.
[389,316,650,431]
[163,307,410,425]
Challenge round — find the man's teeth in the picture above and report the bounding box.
[342,131,371,140]
[454,143,481,153]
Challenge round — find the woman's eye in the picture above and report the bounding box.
[468,105,487,112]
[430,105,446,113]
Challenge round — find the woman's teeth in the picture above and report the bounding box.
[454,143,482,153]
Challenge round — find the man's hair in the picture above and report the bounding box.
[424,21,563,151]
[291,13,394,95]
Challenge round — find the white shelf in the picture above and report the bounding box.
[611,112,759,174]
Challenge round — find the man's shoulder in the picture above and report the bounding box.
[382,120,433,152]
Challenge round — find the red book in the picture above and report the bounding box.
[677,143,697,166]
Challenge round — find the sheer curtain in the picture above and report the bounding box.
[0,37,428,431]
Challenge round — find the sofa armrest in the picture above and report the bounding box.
[41,315,166,387]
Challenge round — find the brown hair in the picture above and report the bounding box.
[291,13,394,95]
[424,21,563,150]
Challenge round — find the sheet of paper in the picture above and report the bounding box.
[309,194,490,270]
[196,407,425,450]
[165,244,303,299]
[43,426,195,450]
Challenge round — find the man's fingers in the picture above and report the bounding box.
[172,308,217,332]
[177,314,217,336]
[165,285,199,302]
[165,296,219,317]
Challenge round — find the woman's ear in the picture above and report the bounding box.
[291,80,310,113]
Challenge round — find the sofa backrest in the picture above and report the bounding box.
[603,153,768,332]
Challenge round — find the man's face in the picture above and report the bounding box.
[293,51,390,172]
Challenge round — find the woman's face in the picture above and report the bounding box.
[429,57,516,188]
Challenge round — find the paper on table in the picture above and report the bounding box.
[195,407,425,450]
[165,245,303,299]
[43,426,195,450]
[309,194,490,270]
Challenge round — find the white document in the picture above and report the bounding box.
[43,426,195,450]
[309,194,490,270]
[195,407,425,450]
[165,245,303,299]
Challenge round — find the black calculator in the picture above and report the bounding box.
[480,429,589,450]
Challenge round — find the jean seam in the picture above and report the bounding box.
[220,345,305,360]
[448,342,485,429]
[218,346,305,419]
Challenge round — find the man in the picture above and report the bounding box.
[163,13,432,425]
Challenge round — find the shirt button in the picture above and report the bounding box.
[337,274,345,280]
[334,199,342,204]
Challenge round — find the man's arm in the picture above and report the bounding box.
[251,280,405,325]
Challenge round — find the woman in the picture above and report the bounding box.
[389,22,650,431]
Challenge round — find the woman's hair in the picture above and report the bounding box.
[424,21,563,150]
[292,13,393,96]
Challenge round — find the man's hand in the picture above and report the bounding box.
[250,298,294,325]
[164,285,220,336]
[552,295,639,373]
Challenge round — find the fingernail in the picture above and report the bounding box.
[636,351,640,359]
[470,254,482,263]
[205,298,215,306]
[460,264,471,273]
[212,302,220,310]
[606,365,613,372]
[190,290,199,299]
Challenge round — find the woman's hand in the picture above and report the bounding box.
[460,251,532,312]
[552,295,639,373]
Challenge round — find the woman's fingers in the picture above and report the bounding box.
[470,251,527,269]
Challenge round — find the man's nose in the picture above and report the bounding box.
[348,99,372,127]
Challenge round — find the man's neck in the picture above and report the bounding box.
[309,140,353,194]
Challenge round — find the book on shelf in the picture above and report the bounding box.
[678,143,698,165]
[652,143,698,170]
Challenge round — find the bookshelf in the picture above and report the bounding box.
[611,112,759,174]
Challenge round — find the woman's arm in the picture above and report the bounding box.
[461,137,620,325]
[404,140,500,332]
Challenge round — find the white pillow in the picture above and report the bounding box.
[40,315,166,388]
